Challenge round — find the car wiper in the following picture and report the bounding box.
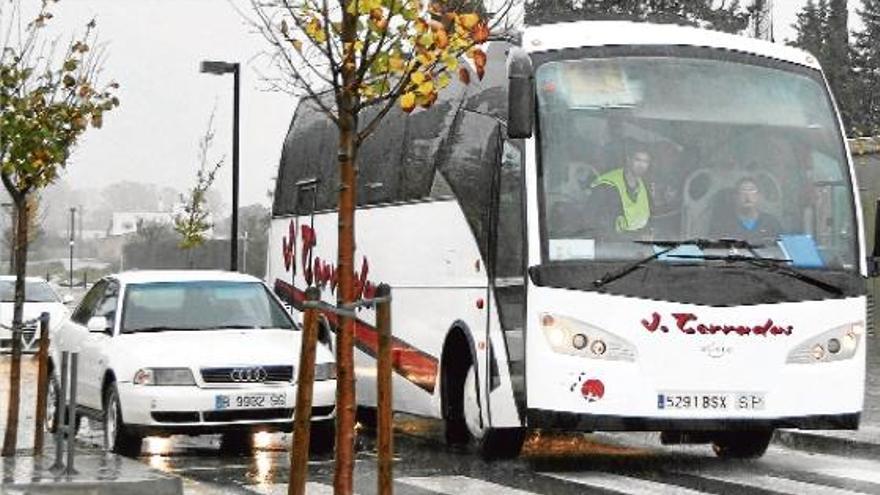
[665,250,844,296]
[214,324,260,329]
[593,238,772,289]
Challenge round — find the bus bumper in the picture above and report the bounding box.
[526,409,860,431]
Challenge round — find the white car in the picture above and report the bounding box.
[49,270,337,456]
[0,276,72,353]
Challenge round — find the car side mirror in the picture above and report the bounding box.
[86,316,110,334]
[870,198,880,277]
[62,294,74,305]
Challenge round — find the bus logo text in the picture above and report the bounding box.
[641,312,793,336]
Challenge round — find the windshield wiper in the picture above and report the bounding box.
[666,251,844,296]
[593,238,773,289]
[592,238,714,288]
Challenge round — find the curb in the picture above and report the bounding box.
[773,429,880,460]
[4,476,183,495]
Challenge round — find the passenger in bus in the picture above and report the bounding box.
[590,144,652,234]
[710,177,782,243]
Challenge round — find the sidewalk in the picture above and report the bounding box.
[0,355,182,494]
[772,330,880,459]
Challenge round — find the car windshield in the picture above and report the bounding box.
[536,53,857,271]
[121,281,295,333]
[0,280,60,303]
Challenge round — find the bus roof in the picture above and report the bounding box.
[522,21,821,71]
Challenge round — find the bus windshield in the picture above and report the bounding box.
[536,54,857,271]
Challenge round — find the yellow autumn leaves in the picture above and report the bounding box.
[279,0,488,114]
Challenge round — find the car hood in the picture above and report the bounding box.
[0,302,68,328]
[111,329,333,369]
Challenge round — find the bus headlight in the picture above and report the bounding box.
[539,313,637,362]
[786,321,864,364]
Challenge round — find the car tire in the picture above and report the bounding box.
[309,419,335,455]
[46,372,60,434]
[103,383,142,457]
[46,372,82,437]
[219,431,254,455]
[712,430,773,459]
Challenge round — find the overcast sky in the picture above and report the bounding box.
[40,0,863,209]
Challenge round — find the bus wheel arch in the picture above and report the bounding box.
[440,322,480,446]
[440,322,525,459]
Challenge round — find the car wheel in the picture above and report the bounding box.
[712,430,773,459]
[309,419,335,455]
[103,383,142,457]
[219,431,254,455]
[46,372,60,433]
[46,372,81,436]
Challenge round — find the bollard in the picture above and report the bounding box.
[65,353,78,475]
[50,352,69,473]
[376,284,393,495]
[34,312,50,453]
[288,287,321,495]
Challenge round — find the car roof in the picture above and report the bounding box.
[522,21,819,70]
[109,270,263,285]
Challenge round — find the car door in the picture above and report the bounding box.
[77,280,119,410]
[61,279,107,409]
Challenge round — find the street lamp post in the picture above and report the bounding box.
[200,60,240,272]
[68,207,75,288]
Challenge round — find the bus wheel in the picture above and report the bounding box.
[712,430,773,459]
[454,364,525,460]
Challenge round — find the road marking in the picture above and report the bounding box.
[246,482,339,495]
[697,471,870,495]
[816,467,880,486]
[542,471,705,495]
[398,475,539,495]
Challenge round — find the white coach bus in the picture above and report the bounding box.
[267,21,877,459]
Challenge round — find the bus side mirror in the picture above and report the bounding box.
[871,198,880,277]
[507,48,534,139]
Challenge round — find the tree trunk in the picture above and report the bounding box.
[333,13,360,491]
[2,197,29,456]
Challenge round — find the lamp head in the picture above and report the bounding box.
[200,60,237,74]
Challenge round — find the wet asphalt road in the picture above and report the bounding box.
[61,414,880,495]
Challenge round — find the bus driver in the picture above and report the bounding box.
[711,176,782,242]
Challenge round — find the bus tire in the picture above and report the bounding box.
[447,362,525,459]
[712,430,773,459]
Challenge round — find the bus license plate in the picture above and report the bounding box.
[657,393,764,411]
[214,393,287,410]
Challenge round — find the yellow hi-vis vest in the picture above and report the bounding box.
[591,168,650,232]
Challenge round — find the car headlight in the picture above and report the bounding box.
[540,313,637,362]
[786,321,864,364]
[133,368,196,386]
[315,362,337,381]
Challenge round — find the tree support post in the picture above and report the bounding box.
[376,284,393,495]
[34,312,51,453]
[289,287,321,495]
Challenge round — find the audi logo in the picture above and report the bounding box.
[230,367,268,383]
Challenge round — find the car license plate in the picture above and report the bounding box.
[657,392,765,411]
[214,393,287,410]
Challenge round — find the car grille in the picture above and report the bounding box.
[200,366,294,384]
[202,408,294,422]
[151,411,200,423]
